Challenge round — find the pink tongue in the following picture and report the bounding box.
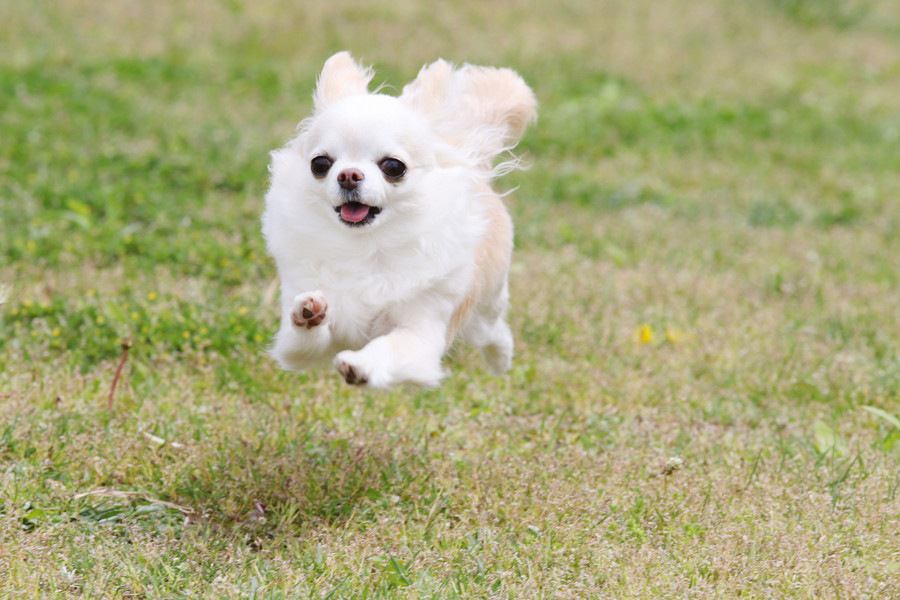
[340,203,370,223]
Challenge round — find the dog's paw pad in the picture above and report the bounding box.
[335,359,368,386]
[291,292,327,329]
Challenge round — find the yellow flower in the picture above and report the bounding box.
[237,306,249,316]
[665,327,683,344]
[51,327,61,337]
[147,291,158,301]
[182,330,191,339]
[130,311,139,321]
[638,324,654,345]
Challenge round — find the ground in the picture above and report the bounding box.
[1,1,898,597]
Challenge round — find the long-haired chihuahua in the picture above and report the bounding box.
[262,52,536,388]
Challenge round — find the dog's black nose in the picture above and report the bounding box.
[337,168,365,191]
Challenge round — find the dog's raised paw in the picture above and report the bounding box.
[291,291,327,329]
[335,357,368,386]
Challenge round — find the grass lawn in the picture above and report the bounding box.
[1,0,898,597]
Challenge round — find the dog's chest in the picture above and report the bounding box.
[311,252,442,344]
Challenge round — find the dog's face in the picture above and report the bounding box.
[299,94,436,230]
[277,52,536,235]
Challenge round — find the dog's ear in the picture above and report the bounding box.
[453,65,537,148]
[401,60,537,168]
[313,51,373,111]
[398,59,456,119]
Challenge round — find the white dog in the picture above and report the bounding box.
[262,52,536,388]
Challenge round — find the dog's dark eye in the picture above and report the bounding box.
[310,155,333,178]
[378,158,406,180]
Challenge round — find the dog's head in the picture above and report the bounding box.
[286,51,536,231]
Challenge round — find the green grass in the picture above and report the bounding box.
[1,0,899,597]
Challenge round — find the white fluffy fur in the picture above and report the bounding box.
[262,52,536,388]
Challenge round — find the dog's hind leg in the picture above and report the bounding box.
[462,280,513,374]
[479,317,514,374]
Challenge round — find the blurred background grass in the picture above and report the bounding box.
[1,1,898,597]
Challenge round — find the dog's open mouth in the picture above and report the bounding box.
[335,201,381,226]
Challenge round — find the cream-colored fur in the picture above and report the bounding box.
[262,52,536,387]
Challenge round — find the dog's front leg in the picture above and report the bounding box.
[332,313,448,389]
[270,291,334,370]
